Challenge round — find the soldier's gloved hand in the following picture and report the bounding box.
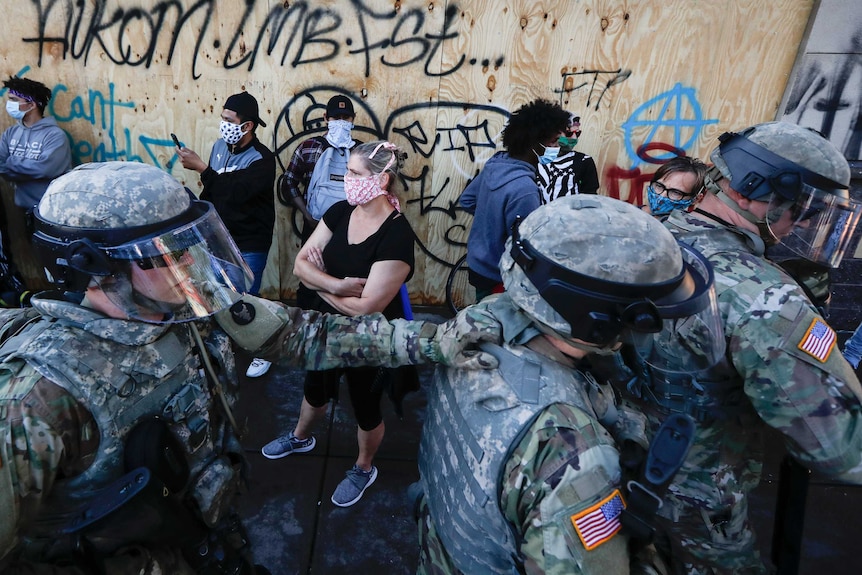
[214,293,285,353]
[426,305,502,369]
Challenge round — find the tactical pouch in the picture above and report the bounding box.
[124,416,190,493]
[53,467,207,557]
[190,455,240,528]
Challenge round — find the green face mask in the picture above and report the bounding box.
[558,136,578,148]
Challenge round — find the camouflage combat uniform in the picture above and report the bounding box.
[0,289,481,574]
[413,295,639,575]
[214,293,501,372]
[0,292,246,574]
[612,209,862,574]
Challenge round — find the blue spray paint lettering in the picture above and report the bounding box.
[622,83,719,169]
[46,82,179,171]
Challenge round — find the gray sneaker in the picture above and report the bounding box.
[261,434,316,459]
[331,465,378,507]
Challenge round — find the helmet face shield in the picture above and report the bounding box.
[766,185,862,267]
[627,244,725,373]
[715,129,859,267]
[99,202,253,322]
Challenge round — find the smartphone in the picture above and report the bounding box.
[170,133,181,148]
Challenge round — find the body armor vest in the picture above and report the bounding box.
[0,296,241,558]
[418,342,596,574]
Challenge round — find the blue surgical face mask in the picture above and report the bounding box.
[6,100,28,120]
[538,145,561,165]
[647,184,695,216]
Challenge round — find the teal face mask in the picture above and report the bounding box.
[558,136,578,148]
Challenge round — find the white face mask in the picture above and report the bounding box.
[219,120,248,145]
[326,119,354,148]
[6,100,29,120]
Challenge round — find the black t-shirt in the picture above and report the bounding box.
[303,200,416,318]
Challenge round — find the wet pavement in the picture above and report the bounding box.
[234,310,862,575]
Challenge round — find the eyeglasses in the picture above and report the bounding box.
[651,181,696,201]
[134,248,190,270]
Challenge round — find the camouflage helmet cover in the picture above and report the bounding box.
[709,122,861,267]
[38,160,191,229]
[33,162,253,319]
[500,194,684,337]
[710,121,850,190]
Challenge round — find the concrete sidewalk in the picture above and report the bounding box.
[234,312,861,575]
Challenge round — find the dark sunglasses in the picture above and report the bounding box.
[134,248,190,270]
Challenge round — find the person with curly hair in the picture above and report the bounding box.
[460,98,570,301]
[1,75,71,213]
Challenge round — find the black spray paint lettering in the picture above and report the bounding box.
[555,68,633,110]
[272,88,509,261]
[783,33,862,160]
[22,0,490,80]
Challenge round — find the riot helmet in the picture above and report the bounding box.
[710,121,861,267]
[501,194,724,372]
[33,161,252,322]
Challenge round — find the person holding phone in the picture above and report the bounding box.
[176,91,276,376]
[176,91,275,296]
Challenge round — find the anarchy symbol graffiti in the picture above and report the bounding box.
[622,83,719,169]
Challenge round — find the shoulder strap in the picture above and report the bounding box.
[478,342,541,404]
[0,309,46,362]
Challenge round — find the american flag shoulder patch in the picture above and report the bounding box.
[570,489,625,551]
[797,318,836,363]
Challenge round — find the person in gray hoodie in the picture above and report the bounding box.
[1,76,72,213]
[459,99,569,302]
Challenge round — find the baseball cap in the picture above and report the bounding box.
[326,95,355,117]
[224,92,266,127]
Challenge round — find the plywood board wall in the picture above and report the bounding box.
[0,0,815,305]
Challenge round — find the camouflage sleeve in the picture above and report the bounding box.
[262,305,439,369]
[729,275,862,480]
[1,369,94,562]
[215,295,503,371]
[498,403,630,575]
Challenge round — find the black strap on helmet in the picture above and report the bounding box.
[509,218,685,345]
[717,132,846,202]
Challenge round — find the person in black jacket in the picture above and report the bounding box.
[177,91,276,296]
[177,92,276,379]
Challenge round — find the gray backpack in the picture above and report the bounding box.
[307,139,351,220]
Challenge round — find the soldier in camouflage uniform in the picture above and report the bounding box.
[0,161,497,574]
[603,122,862,574]
[402,195,724,575]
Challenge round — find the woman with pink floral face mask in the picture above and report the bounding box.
[261,140,418,508]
